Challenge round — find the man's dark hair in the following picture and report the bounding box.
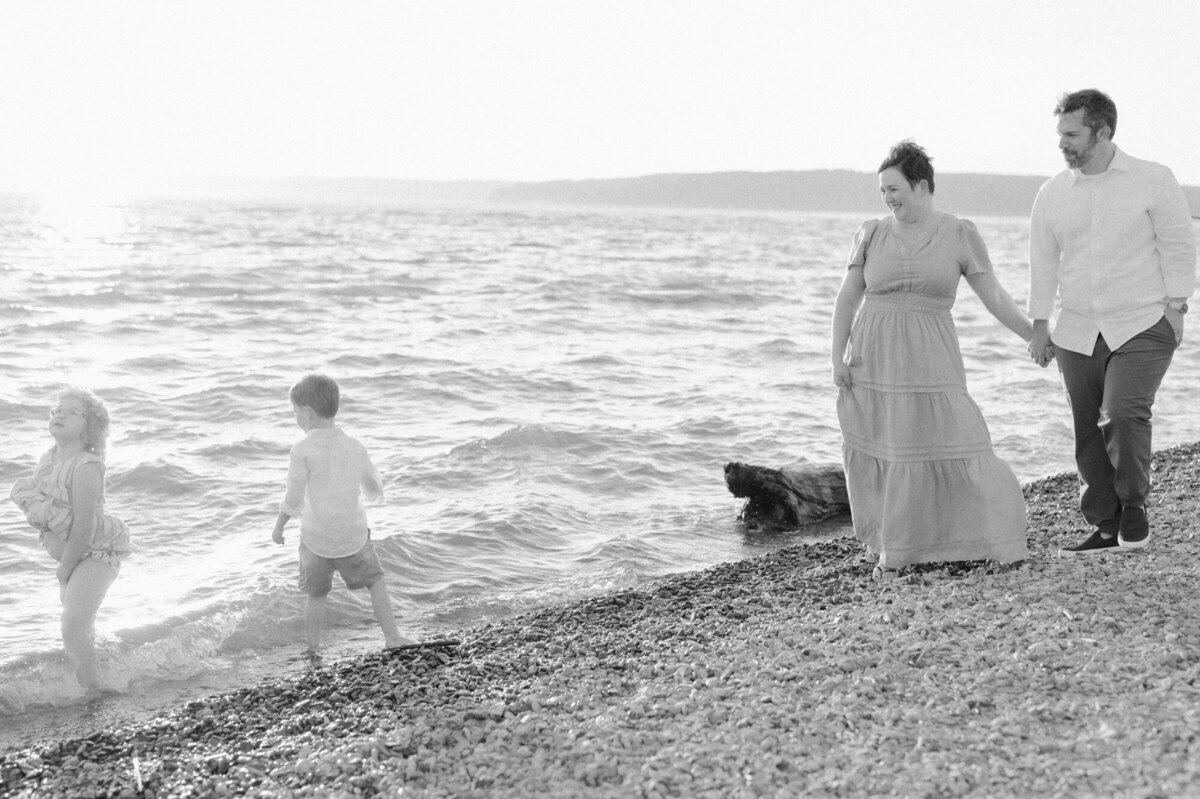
[1055,89,1117,138]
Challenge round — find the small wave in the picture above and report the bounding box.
[598,253,698,265]
[117,355,193,372]
[424,368,563,407]
[667,415,741,439]
[451,424,599,457]
[49,290,140,308]
[617,289,763,310]
[0,398,43,418]
[564,354,632,368]
[6,319,87,335]
[353,252,406,264]
[573,531,677,572]
[507,240,558,250]
[167,272,289,298]
[753,337,800,355]
[157,387,264,424]
[0,611,247,717]
[418,563,645,631]
[404,385,474,408]
[194,438,282,460]
[107,321,171,337]
[1,303,36,318]
[375,352,464,369]
[209,238,310,249]
[438,326,490,341]
[328,353,383,369]
[0,466,36,494]
[108,460,204,496]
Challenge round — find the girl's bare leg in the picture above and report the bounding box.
[60,558,117,690]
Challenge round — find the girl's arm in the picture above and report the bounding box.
[58,461,103,584]
[965,270,1034,342]
[831,266,867,388]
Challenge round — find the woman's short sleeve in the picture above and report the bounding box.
[845,220,879,270]
[958,219,993,276]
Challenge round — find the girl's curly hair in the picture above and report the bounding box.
[58,387,111,459]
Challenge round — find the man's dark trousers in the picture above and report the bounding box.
[1055,316,1177,530]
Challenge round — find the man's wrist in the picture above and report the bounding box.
[1167,299,1189,314]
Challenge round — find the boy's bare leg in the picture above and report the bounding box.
[368,578,411,648]
[304,594,326,653]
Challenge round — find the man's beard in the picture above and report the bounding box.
[1063,133,1098,169]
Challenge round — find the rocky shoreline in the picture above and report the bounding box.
[5,443,1200,798]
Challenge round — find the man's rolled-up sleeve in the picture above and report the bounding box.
[1151,169,1197,299]
[1028,186,1061,320]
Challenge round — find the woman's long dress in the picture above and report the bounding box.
[837,214,1028,568]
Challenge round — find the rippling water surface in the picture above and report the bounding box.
[2,196,1197,745]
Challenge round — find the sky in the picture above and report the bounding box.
[2,0,1199,198]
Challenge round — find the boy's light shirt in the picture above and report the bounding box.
[280,426,382,558]
[1028,145,1197,355]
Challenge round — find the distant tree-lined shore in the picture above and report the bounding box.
[490,170,1200,219]
[10,172,1198,217]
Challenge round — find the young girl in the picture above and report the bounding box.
[9,387,131,690]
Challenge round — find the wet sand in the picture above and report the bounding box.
[4,443,1200,798]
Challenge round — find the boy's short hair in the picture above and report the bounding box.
[290,374,340,418]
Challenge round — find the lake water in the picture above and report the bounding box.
[2,195,1196,747]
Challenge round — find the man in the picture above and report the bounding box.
[1028,88,1196,555]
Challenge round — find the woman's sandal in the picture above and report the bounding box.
[871,565,899,582]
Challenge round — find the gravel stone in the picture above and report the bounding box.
[5,443,1200,797]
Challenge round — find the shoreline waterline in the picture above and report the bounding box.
[5,442,1200,797]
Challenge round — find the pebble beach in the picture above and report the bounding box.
[4,444,1200,798]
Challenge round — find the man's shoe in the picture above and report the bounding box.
[1058,530,1119,557]
[1118,506,1150,549]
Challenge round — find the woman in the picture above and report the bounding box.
[830,141,1031,579]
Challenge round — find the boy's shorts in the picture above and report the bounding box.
[298,537,385,597]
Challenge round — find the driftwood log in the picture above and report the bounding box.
[724,462,850,529]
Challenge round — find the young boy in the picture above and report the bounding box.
[272,374,410,653]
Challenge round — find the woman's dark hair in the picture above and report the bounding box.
[878,140,934,194]
[1054,89,1117,138]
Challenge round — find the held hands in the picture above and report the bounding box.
[1028,328,1055,368]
